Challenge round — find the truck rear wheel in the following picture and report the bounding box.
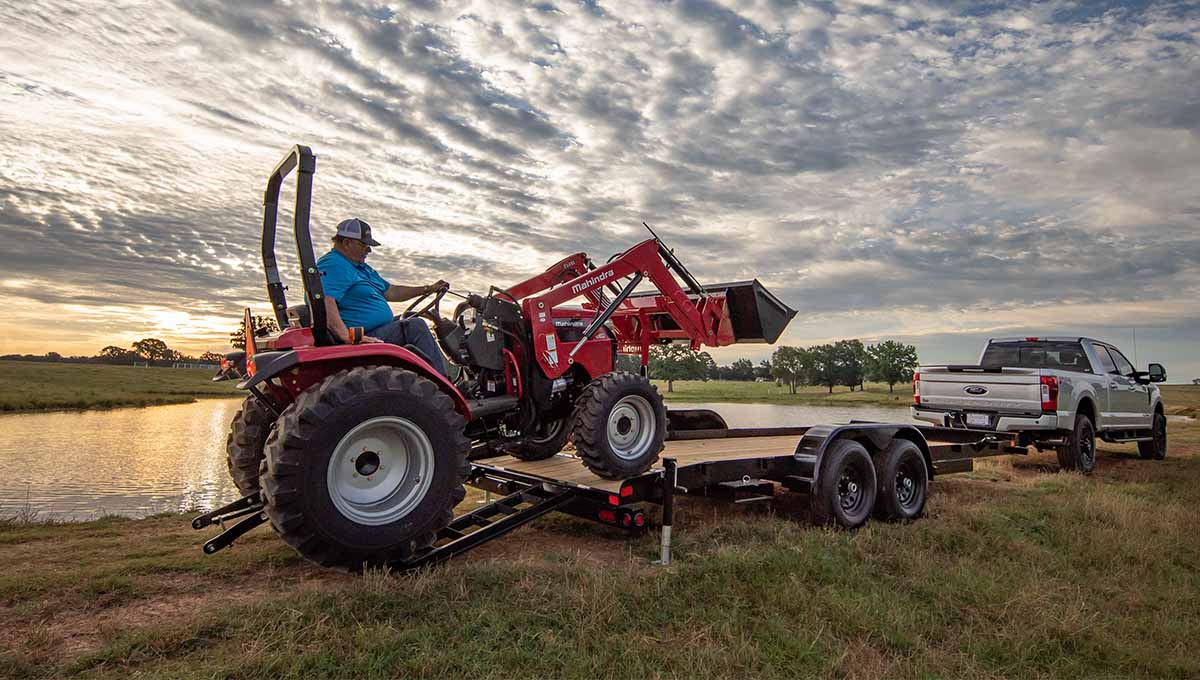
[573,372,666,479]
[510,417,571,461]
[872,439,928,521]
[812,439,877,528]
[260,366,470,570]
[1138,412,1167,460]
[226,396,274,494]
[1059,415,1096,474]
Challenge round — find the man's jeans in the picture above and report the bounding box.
[367,316,448,377]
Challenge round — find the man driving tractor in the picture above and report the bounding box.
[318,217,449,377]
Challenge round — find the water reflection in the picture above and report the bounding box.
[0,399,246,521]
[0,397,911,521]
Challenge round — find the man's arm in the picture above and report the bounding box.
[384,280,448,303]
[323,297,381,344]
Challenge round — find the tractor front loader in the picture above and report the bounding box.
[200,145,795,570]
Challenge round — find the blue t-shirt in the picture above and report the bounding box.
[317,250,394,331]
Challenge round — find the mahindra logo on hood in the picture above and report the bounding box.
[570,269,614,295]
[963,385,989,396]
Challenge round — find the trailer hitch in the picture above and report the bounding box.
[192,491,269,555]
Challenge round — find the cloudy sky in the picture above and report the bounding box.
[2,0,1198,377]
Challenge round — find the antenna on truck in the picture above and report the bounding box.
[643,222,706,296]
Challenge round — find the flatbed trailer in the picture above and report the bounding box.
[194,412,1027,572]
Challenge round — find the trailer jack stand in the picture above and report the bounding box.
[192,492,269,554]
[654,458,683,566]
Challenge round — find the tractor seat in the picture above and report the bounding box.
[286,304,311,328]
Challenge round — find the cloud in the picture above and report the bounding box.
[0,0,1198,378]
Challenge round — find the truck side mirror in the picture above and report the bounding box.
[1148,363,1167,383]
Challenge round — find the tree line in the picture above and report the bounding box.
[621,339,918,393]
[0,317,282,367]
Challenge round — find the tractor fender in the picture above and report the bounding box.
[795,422,934,487]
[238,345,471,419]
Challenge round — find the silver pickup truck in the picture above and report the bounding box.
[912,337,1167,473]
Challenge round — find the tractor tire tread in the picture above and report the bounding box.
[225,396,275,495]
[572,372,665,480]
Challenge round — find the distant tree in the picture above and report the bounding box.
[809,343,841,394]
[755,359,772,380]
[44,351,63,361]
[726,358,755,381]
[98,345,134,363]
[230,316,281,350]
[834,339,867,392]
[770,346,813,394]
[866,340,919,392]
[615,353,643,374]
[199,351,224,364]
[649,344,710,392]
[132,338,172,362]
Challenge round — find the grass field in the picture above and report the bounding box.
[2,389,1198,678]
[652,379,914,406]
[0,361,241,412]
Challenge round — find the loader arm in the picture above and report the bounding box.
[523,239,730,379]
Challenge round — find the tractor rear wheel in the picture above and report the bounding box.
[573,372,666,479]
[510,417,572,461]
[260,366,470,571]
[226,396,274,494]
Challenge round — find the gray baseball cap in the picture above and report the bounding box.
[334,217,381,246]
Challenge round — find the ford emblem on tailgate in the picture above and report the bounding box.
[963,385,989,395]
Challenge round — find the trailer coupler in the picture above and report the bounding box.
[192,491,269,554]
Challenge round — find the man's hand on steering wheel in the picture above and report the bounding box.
[402,280,451,320]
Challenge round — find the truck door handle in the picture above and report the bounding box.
[1109,382,1119,389]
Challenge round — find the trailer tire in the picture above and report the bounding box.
[573,372,666,480]
[260,366,470,571]
[226,396,274,494]
[872,439,928,522]
[511,417,571,461]
[812,439,877,529]
[1138,412,1167,460]
[1059,415,1096,474]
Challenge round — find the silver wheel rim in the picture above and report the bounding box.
[607,395,656,461]
[326,416,435,526]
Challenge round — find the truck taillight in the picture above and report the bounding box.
[913,372,920,405]
[1040,375,1058,412]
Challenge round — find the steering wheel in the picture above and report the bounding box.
[402,284,449,321]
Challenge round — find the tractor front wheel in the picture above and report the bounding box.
[573,372,666,479]
[260,366,470,570]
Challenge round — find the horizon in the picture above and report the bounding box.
[2,1,1198,379]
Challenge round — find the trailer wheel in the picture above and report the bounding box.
[812,440,877,529]
[1138,412,1167,460]
[510,417,571,461]
[573,372,666,479]
[872,439,928,522]
[1059,415,1096,474]
[225,396,274,494]
[260,366,470,570]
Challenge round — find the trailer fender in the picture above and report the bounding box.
[237,345,471,419]
[796,423,934,487]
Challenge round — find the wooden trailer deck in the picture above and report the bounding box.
[477,434,805,492]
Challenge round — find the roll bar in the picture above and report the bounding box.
[261,145,333,346]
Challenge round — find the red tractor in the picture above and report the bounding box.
[216,145,794,569]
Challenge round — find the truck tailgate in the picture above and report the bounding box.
[919,367,1043,413]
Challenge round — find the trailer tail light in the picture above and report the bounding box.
[1040,375,1058,412]
[608,494,620,506]
[634,512,645,527]
[912,372,920,405]
[620,485,633,498]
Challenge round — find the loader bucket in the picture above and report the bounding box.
[704,280,796,344]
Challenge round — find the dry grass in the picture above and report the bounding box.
[2,394,1198,678]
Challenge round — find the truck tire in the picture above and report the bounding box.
[573,372,666,479]
[1138,412,1168,460]
[812,439,877,529]
[260,366,470,570]
[510,417,572,461]
[226,396,274,495]
[1059,415,1096,474]
[872,439,929,522]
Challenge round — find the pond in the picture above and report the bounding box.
[0,398,912,521]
